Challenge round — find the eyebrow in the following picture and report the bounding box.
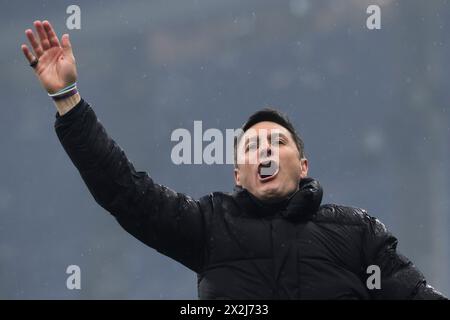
[243,131,289,147]
[274,132,288,140]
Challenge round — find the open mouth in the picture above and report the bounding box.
[258,160,279,182]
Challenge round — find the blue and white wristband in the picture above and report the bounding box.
[48,83,78,101]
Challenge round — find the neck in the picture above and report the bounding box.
[247,187,300,210]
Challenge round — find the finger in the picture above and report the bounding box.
[21,44,36,64]
[25,29,44,58]
[43,20,60,48]
[34,20,51,50]
[61,34,73,55]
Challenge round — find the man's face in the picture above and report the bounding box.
[234,121,308,202]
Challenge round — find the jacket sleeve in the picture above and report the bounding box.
[54,98,206,272]
[362,212,447,300]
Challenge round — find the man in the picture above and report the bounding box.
[22,20,447,299]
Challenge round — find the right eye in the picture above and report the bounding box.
[246,142,257,152]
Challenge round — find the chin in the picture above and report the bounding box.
[257,185,285,202]
[258,180,299,202]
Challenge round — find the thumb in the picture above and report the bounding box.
[61,34,73,55]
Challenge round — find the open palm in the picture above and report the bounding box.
[21,20,77,94]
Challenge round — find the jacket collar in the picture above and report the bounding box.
[232,177,323,222]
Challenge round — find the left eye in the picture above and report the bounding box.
[247,142,257,151]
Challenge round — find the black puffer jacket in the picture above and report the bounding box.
[55,99,447,300]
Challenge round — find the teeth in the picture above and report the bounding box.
[260,160,271,167]
[258,160,278,178]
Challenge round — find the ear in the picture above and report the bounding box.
[300,158,308,178]
[234,167,241,186]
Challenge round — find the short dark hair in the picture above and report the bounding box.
[234,108,305,166]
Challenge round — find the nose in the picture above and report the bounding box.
[259,142,272,160]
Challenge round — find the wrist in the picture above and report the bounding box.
[54,92,81,115]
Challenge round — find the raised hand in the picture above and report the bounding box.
[21,20,77,94]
